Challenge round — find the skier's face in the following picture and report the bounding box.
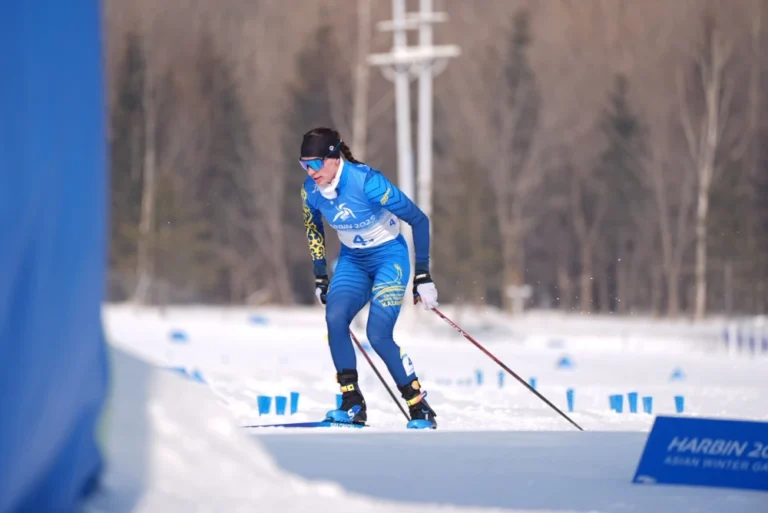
[301,157,340,186]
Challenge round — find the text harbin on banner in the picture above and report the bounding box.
[633,416,768,492]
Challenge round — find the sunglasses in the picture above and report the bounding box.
[298,158,325,172]
[298,142,340,172]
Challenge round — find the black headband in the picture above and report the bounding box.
[300,133,341,159]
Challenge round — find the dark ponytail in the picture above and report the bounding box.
[339,141,363,165]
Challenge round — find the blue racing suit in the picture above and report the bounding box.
[301,159,430,386]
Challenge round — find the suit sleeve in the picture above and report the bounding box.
[364,170,430,273]
[302,187,327,276]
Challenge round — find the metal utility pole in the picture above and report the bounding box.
[351,0,372,162]
[368,0,460,218]
[392,0,415,201]
[417,0,434,220]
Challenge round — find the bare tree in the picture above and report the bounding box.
[567,158,608,312]
[230,12,298,304]
[646,118,697,316]
[133,54,157,303]
[677,11,735,319]
[123,1,208,303]
[489,11,544,311]
[438,2,547,310]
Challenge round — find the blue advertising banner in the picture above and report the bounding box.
[0,2,108,512]
[633,416,768,492]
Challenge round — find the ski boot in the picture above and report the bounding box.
[399,378,437,429]
[324,369,367,425]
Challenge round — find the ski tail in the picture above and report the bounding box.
[243,420,367,429]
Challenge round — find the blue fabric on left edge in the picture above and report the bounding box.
[0,1,110,512]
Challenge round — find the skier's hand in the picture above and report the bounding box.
[314,275,329,306]
[413,272,438,310]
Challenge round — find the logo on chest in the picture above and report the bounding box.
[332,203,357,222]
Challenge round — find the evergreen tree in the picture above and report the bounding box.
[195,30,256,302]
[108,32,146,300]
[595,74,648,312]
[282,23,352,302]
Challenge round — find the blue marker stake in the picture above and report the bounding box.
[615,395,624,413]
[610,394,624,413]
[642,396,653,414]
[257,395,272,416]
[674,395,685,413]
[628,392,638,413]
[275,396,287,415]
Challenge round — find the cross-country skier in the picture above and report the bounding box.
[299,127,439,429]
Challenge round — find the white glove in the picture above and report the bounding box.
[315,287,326,307]
[413,273,439,310]
[315,275,329,307]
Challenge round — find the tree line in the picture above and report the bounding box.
[106,0,768,318]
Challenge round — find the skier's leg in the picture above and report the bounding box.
[365,238,437,428]
[366,260,413,387]
[324,254,371,423]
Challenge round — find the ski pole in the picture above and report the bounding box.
[349,329,411,421]
[431,307,584,431]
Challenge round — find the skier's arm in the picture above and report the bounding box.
[364,171,430,273]
[302,187,328,276]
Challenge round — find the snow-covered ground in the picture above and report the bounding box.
[93,304,768,512]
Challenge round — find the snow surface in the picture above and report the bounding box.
[92,304,768,512]
[83,344,483,512]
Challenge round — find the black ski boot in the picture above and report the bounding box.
[325,369,367,424]
[399,378,437,429]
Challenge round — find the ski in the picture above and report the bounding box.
[243,420,367,429]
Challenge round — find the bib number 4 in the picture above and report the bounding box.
[353,235,374,246]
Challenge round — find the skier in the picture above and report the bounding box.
[299,127,439,429]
